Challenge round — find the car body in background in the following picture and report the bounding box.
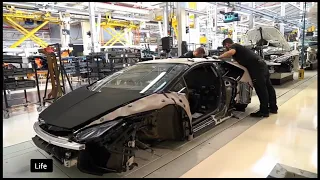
[244,26,300,73]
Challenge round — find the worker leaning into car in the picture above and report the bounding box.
[179,47,206,58]
[216,38,278,118]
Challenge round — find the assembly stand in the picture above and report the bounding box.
[3,57,42,119]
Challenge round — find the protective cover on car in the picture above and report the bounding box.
[39,86,144,129]
[244,26,291,51]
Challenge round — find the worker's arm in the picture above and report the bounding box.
[179,51,193,58]
[218,49,236,59]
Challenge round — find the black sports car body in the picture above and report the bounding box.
[32,58,253,175]
[245,26,300,73]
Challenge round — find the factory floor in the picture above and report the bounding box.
[181,76,318,178]
[3,71,318,178]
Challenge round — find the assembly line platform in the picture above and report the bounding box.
[3,71,318,178]
[270,72,294,85]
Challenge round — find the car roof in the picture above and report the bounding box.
[138,58,221,66]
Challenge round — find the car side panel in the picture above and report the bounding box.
[81,92,192,131]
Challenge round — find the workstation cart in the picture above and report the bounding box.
[3,55,42,118]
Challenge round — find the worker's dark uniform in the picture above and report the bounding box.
[230,43,278,114]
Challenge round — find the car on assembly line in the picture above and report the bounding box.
[32,58,253,175]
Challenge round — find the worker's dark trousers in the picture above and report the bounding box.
[249,61,278,114]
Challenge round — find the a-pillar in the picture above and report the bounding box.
[177,2,187,57]
[280,2,286,35]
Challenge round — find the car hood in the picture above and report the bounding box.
[39,86,143,129]
[244,26,290,51]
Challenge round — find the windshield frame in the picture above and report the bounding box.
[87,63,189,94]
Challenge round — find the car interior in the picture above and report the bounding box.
[172,64,221,119]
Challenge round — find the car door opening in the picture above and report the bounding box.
[184,65,221,118]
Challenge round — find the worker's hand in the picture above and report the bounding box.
[211,55,219,59]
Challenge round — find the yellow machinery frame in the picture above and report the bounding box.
[156,14,178,38]
[171,16,178,38]
[100,14,140,46]
[3,7,60,48]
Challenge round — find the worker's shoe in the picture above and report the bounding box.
[234,104,246,112]
[250,111,269,117]
[269,107,278,114]
[235,107,246,112]
[269,108,278,114]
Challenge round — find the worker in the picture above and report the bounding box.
[179,47,206,58]
[214,38,278,117]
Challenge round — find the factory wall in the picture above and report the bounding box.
[48,23,116,45]
[48,24,83,44]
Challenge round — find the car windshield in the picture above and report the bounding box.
[88,63,188,94]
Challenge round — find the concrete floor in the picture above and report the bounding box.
[2,71,318,178]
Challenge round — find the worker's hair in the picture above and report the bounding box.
[195,47,205,55]
[222,38,234,46]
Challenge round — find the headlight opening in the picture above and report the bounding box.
[75,120,122,142]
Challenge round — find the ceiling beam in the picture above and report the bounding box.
[185,8,207,16]
[210,2,299,27]
[3,2,151,16]
[257,4,281,10]
[288,2,303,11]
[118,2,161,9]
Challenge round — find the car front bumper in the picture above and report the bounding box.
[32,121,85,168]
[33,121,85,151]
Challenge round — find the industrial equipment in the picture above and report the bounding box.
[3,54,42,118]
[100,14,140,47]
[3,7,61,48]
[40,44,73,107]
[223,12,240,23]
[85,48,141,83]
